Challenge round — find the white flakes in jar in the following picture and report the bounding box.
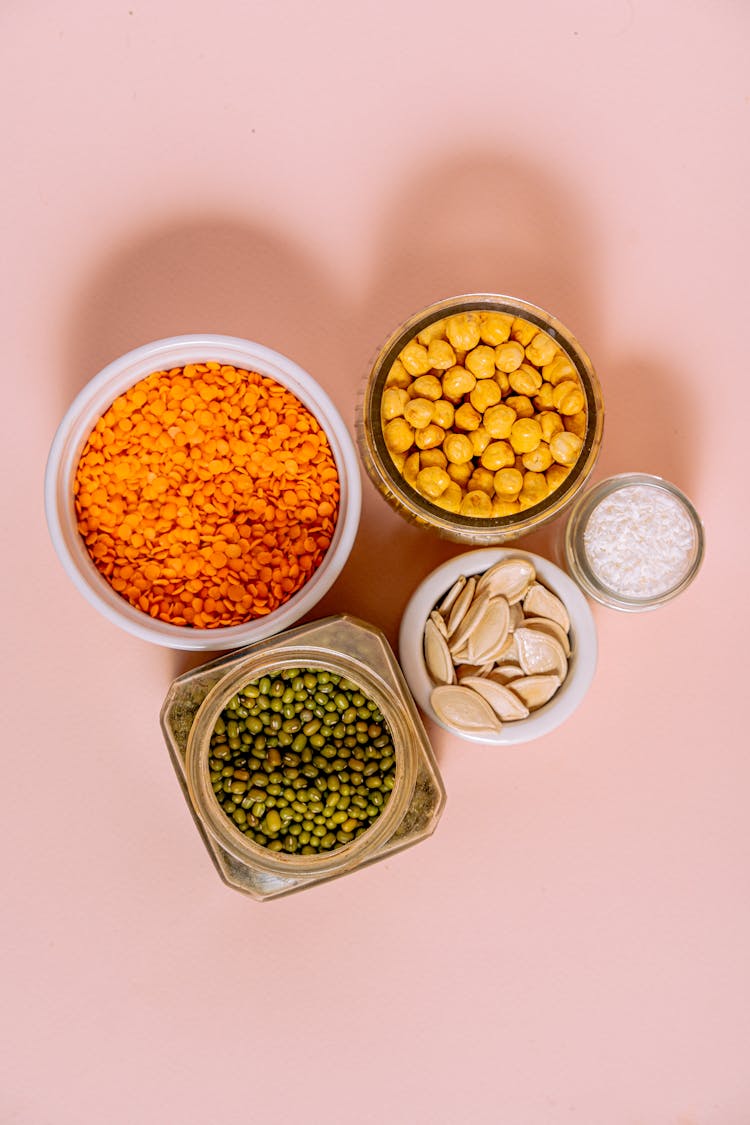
[583,484,697,598]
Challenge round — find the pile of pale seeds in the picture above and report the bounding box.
[425,557,572,736]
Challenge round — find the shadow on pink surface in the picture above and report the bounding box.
[61,152,699,682]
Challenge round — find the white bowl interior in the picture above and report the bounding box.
[398,547,597,745]
[45,335,361,650]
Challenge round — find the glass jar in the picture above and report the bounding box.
[358,293,604,544]
[562,473,705,611]
[160,615,446,899]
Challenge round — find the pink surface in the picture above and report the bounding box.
[3,3,749,1123]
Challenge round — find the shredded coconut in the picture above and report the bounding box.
[583,484,696,598]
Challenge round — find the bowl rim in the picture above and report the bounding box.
[398,546,597,745]
[44,334,362,650]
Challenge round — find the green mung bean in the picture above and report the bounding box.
[209,667,397,856]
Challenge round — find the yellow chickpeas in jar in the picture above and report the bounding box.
[379,305,590,521]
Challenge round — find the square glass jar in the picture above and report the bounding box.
[160,615,446,899]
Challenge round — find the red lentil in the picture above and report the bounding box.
[74,363,340,627]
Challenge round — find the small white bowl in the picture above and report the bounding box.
[398,547,597,745]
[45,334,361,650]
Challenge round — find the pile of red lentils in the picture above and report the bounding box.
[74,362,340,628]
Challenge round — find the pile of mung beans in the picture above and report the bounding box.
[209,667,397,855]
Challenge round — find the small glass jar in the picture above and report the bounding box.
[563,473,705,611]
[358,293,604,544]
[160,615,446,899]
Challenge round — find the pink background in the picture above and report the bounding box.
[3,2,749,1123]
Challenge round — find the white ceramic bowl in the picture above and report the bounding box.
[398,547,597,745]
[45,334,361,650]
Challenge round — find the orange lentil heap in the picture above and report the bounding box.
[74,363,340,628]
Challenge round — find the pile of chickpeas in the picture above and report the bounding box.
[380,311,587,518]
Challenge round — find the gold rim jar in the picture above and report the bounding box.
[358,294,604,543]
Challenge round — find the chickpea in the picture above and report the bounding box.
[546,464,570,491]
[509,417,542,454]
[519,471,548,504]
[564,411,587,439]
[533,382,555,411]
[483,403,516,440]
[480,311,513,345]
[537,410,564,443]
[410,374,443,401]
[480,441,515,471]
[431,399,455,430]
[427,338,456,370]
[433,481,463,513]
[509,363,543,397]
[415,423,446,450]
[400,341,432,376]
[522,442,553,472]
[465,345,497,380]
[416,319,447,346]
[492,498,521,516]
[385,359,412,389]
[443,432,474,465]
[445,312,481,351]
[382,386,409,420]
[510,318,537,346]
[525,331,557,367]
[549,430,583,466]
[494,341,525,373]
[441,365,476,401]
[420,448,447,469]
[389,450,407,473]
[454,402,482,431]
[495,370,510,394]
[542,354,576,385]
[447,461,472,485]
[403,398,435,429]
[416,466,450,499]
[469,426,492,457]
[552,380,585,415]
[493,467,524,499]
[506,395,535,419]
[403,451,420,487]
[460,490,493,518]
[470,379,502,414]
[384,417,414,454]
[468,467,496,495]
